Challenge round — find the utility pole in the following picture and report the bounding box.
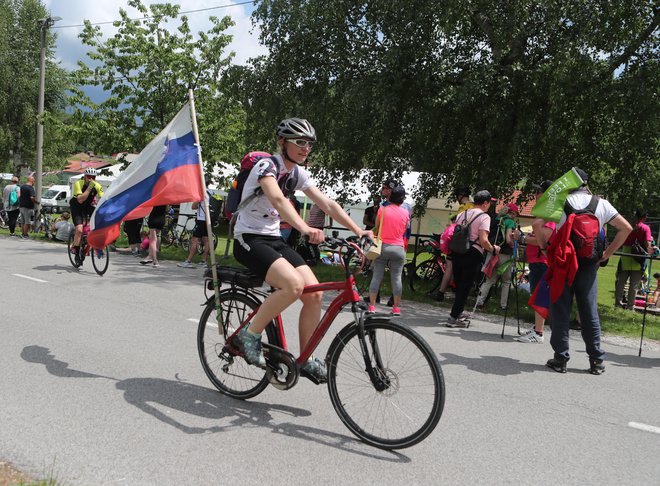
[35,15,61,203]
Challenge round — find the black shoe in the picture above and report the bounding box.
[546,356,568,373]
[386,296,393,307]
[589,359,605,375]
[432,292,445,302]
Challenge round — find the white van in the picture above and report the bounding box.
[41,185,71,212]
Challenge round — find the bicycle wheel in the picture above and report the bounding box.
[327,318,445,449]
[198,292,276,400]
[410,259,443,294]
[67,232,81,268]
[92,246,110,275]
[197,232,218,255]
[180,231,192,251]
[161,224,176,247]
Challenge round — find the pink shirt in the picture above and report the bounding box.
[624,222,651,246]
[526,221,556,264]
[376,205,410,246]
[455,208,490,254]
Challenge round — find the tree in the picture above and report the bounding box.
[69,0,246,177]
[0,0,68,173]
[241,0,659,213]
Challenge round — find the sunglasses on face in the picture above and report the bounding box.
[287,139,315,148]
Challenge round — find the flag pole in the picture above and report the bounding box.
[188,89,220,309]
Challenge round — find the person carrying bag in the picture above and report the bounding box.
[367,187,410,317]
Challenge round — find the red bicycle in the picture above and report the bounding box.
[197,236,445,449]
[67,220,110,276]
[409,234,447,295]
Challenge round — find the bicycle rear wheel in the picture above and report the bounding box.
[198,292,275,400]
[326,319,445,449]
[67,233,81,268]
[409,259,443,294]
[92,246,110,275]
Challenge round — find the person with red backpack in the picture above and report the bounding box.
[230,118,373,383]
[536,168,631,375]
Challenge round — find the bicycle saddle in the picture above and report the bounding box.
[204,266,263,288]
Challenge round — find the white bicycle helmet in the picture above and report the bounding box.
[276,118,316,140]
[84,167,98,177]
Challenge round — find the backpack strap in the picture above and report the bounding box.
[466,211,486,247]
[565,195,599,215]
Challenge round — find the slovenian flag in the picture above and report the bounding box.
[527,269,551,319]
[88,103,203,249]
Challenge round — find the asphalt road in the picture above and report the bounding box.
[1,236,659,485]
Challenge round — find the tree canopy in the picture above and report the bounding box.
[69,0,246,175]
[242,0,659,214]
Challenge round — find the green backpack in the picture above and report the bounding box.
[8,186,18,206]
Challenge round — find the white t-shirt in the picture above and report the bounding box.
[234,154,315,237]
[196,191,211,221]
[557,190,618,229]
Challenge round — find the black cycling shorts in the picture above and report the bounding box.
[234,234,306,280]
[192,220,208,238]
[69,199,94,226]
[148,205,167,230]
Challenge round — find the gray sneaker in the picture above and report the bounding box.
[232,328,266,368]
[177,260,194,268]
[446,315,470,328]
[301,358,328,384]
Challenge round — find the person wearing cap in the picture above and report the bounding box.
[515,180,556,343]
[615,208,653,310]
[367,185,410,317]
[534,168,631,374]
[446,190,500,328]
[381,178,412,249]
[475,201,519,310]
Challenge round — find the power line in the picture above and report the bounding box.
[51,0,257,29]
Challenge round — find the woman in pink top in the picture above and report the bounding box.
[520,180,556,343]
[368,186,410,316]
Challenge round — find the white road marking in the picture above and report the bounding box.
[187,317,218,329]
[628,422,660,435]
[186,318,198,323]
[12,274,48,283]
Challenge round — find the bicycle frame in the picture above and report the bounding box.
[223,242,363,365]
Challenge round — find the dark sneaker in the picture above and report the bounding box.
[589,359,605,375]
[546,356,568,373]
[232,328,266,368]
[301,358,327,384]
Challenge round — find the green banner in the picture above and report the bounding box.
[531,168,585,222]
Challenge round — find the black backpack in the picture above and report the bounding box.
[449,211,486,255]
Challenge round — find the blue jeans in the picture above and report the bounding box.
[549,263,604,362]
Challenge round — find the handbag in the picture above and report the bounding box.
[366,207,386,261]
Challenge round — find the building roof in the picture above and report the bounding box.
[495,189,537,217]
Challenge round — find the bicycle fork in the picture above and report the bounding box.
[354,306,391,392]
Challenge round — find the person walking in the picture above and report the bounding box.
[446,190,499,328]
[141,205,167,267]
[615,209,653,309]
[516,180,555,343]
[123,217,144,257]
[18,176,36,239]
[2,176,20,236]
[178,191,211,268]
[367,186,410,317]
[537,169,631,374]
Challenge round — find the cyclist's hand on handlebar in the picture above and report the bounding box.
[303,226,325,244]
[357,229,374,241]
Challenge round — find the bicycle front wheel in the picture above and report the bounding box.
[327,319,445,449]
[410,259,443,294]
[67,233,81,268]
[92,246,110,275]
[198,292,275,400]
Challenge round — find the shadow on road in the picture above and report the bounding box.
[439,352,545,376]
[21,345,409,462]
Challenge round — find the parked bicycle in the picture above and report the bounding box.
[161,213,217,254]
[67,220,110,275]
[34,206,55,239]
[197,235,445,449]
[0,208,8,229]
[409,234,446,295]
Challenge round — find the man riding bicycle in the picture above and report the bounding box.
[70,168,104,254]
[231,118,373,383]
